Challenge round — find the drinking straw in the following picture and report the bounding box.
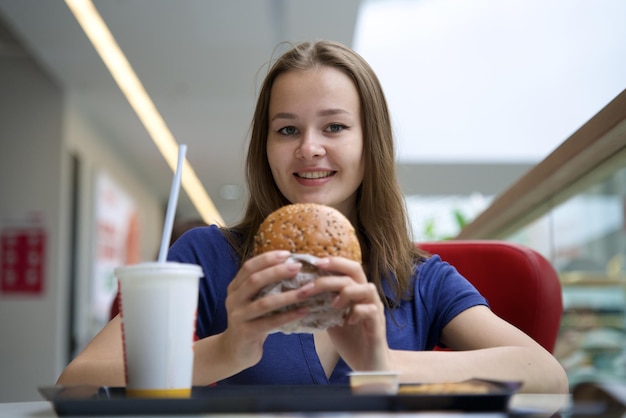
[157,144,187,263]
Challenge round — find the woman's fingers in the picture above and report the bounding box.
[245,287,308,321]
[331,281,380,310]
[228,251,299,298]
[227,253,377,337]
[295,256,384,330]
[227,259,311,326]
[314,257,367,283]
[228,250,291,291]
[230,300,309,336]
[252,304,309,332]
[343,299,382,326]
[297,273,379,309]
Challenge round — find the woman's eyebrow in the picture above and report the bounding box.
[270,108,350,122]
[271,112,297,121]
[318,108,349,117]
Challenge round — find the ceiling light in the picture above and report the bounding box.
[65,0,224,226]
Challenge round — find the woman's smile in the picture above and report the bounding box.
[294,170,336,180]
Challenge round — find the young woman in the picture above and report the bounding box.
[57,40,568,393]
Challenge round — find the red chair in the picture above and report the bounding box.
[418,240,562,353]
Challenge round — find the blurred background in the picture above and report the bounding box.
[0,0,625,401]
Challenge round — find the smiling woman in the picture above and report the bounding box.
[57,40,568,395]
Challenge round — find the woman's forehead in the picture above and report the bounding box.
[268,68,360,115]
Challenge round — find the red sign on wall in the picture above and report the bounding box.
[1,226,46,295]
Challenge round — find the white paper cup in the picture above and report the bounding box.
[115,261,203,398]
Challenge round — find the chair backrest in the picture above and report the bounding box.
[418,240,563,353]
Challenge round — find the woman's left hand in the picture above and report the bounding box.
[297,257,392,371]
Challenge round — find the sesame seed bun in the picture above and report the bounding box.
[252,203,362,334]
[253,203,361,262]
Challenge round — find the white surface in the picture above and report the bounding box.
[0,402,56,418]
[509,393,571,415]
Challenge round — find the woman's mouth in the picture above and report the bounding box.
[295,171,335,179]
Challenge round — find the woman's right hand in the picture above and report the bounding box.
[216,250,309,371]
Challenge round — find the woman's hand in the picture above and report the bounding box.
[297,257,392,371]
[217,250,309,371]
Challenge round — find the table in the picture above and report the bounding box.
[0,394,571,418]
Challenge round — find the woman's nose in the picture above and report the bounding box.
[295,132,325,159]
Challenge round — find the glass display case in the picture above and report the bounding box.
[506,167,626,386]
[456,89,626,389]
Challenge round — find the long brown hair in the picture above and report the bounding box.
[224,40,425,305]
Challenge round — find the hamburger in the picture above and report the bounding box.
[253,203,362,333]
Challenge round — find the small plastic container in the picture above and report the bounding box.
[348,371,400,395]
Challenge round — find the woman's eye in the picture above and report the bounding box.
[278,126,298,135]
[326,124,346,133]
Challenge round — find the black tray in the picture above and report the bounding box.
[39,380,521,416]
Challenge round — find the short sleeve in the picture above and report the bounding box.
[415,255,489,348]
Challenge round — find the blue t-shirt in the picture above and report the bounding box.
[168,225,488,385]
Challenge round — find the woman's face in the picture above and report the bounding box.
[267,67,364,220]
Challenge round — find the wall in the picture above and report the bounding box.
[0,48,66,403]
[0,42,163,403]
[63,96,164,355]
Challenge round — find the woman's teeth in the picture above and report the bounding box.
[297,171,333,179]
